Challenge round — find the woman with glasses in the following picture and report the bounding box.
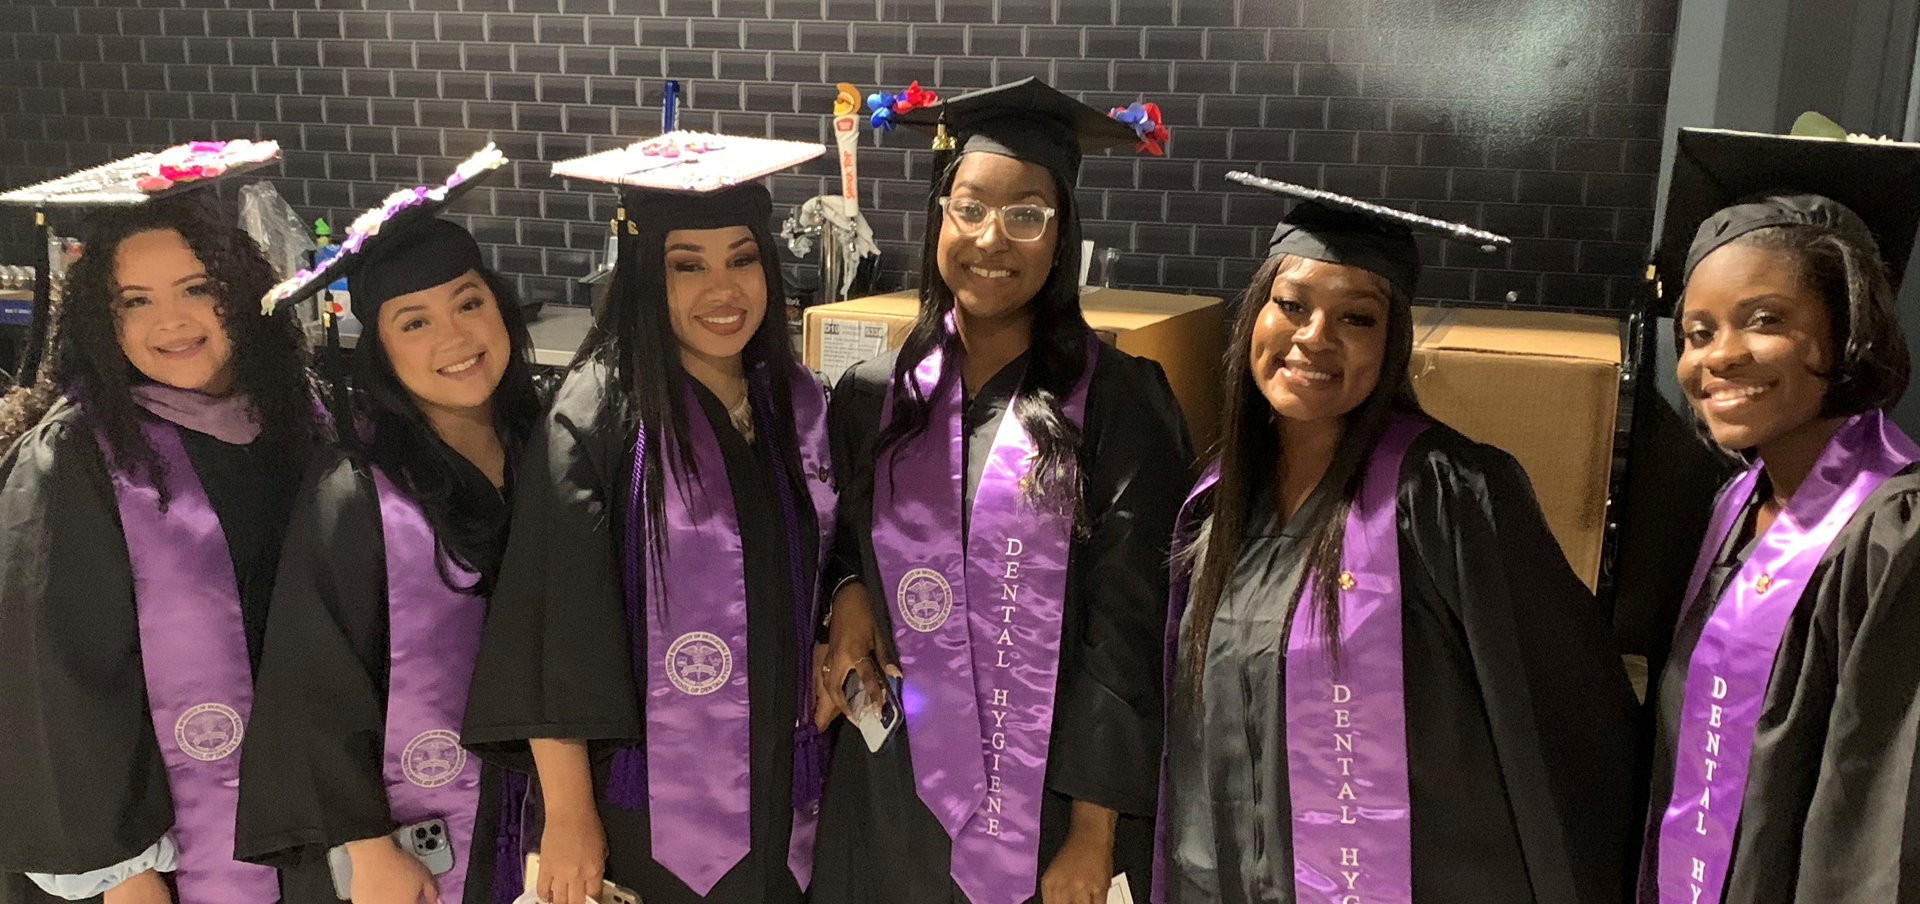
[810,79,1194,904]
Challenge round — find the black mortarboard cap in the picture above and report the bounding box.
[893,78,1139,184]
[343,213,485,328]
[1226,171,1512,297]
[1655,119,1920,308]
[261,144,505,315]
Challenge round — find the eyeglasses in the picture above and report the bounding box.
[937,197,1058,242]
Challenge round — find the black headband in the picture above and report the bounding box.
[1685,192,1879,280]
[346,214,485,328]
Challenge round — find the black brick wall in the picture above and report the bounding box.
[0,0,1678,314]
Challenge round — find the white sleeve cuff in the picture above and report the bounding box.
[24,833,178,900]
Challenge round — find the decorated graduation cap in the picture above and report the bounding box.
[550,130,825,232]
[1225,170,1513,298]
[259,144,506,322]
[0,140,283,387]
[1653,112,1920,308]
[889,78,1170,185]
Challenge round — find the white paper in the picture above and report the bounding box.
[1109,873,1136,904]
[817,317,891,385]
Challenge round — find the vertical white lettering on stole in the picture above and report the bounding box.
[1330,682,1363,896]
[1693,674,1728,839]
[982,535,1026,840]
[1691,857,1707,903]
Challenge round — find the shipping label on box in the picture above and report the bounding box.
[817,317,893,385]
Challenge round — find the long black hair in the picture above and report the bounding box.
[871,153,1092,526]
[1177,253,1422,697]
[0,198,323,498]
[349,267,542,596]
[576,189,806,573]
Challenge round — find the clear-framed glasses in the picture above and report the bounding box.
[937,197,1058,242]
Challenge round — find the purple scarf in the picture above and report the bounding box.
[130,383,260,445]
[609,362,837,894]
[1646,410,1920,904]
[1154,415,1430,904]
[870,332,1099,904]
[95,406,278,904]
[370,465,488,904]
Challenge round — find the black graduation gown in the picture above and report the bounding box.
[1162,424,1639,904]
[234,445,512,904]
[0,401,326,903]
[811,342,1196,904]
[461,361,813,904]
[1639,464,1920,903]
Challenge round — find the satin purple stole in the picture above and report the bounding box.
[632,364,837,894]
[370,466,487,904]
[1283,416,1426,904]
[99,415,280,904]
[870,333,1099,904]
[1152,415,1429,904]
[1649,410,1920,904]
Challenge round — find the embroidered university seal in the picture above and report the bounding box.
[401,729,469,788]
[896,567,953,633]
[665,631,733,696]
[174,703,244,762]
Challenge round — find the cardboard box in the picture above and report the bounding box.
[1409,305,1623,589]
[804,288,1227,450]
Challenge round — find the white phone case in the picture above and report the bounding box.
[520,852,641,904]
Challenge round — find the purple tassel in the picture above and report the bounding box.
[751,366,829,811]
[491,770,530,904]
[607,746,648,810]
[610,420,650,811]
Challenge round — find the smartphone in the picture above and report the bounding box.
[522,852,642,904]
[842,668,901,753]
[327,818,456,900]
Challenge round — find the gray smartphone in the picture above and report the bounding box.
[327,818,456,900]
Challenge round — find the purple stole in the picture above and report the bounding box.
[623,363,837,894]
[1153,415,1429,904]
[370,466,488,904]
[99,414,280,904]
[1648,410,1920,904]
[869,333,1099,904]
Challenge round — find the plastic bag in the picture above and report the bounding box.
[238,182,321,339]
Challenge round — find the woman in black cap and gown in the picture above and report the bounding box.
[235,150,545,904]
[0,170,329,901]
[1155,174,1638,904]
[1638,120,1920,904]
[460,133,837,904]
[811,78,1194,904]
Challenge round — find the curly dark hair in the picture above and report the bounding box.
[349,266,542,596]
[0,198,323,499]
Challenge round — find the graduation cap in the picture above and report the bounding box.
[549,130,824,232]
[1653,114,1920,308]
[1,140,284,388]
[260,143,506,317]
[1225,170,1512,298]
[891,78,1161,185]
[0,140,282,208]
